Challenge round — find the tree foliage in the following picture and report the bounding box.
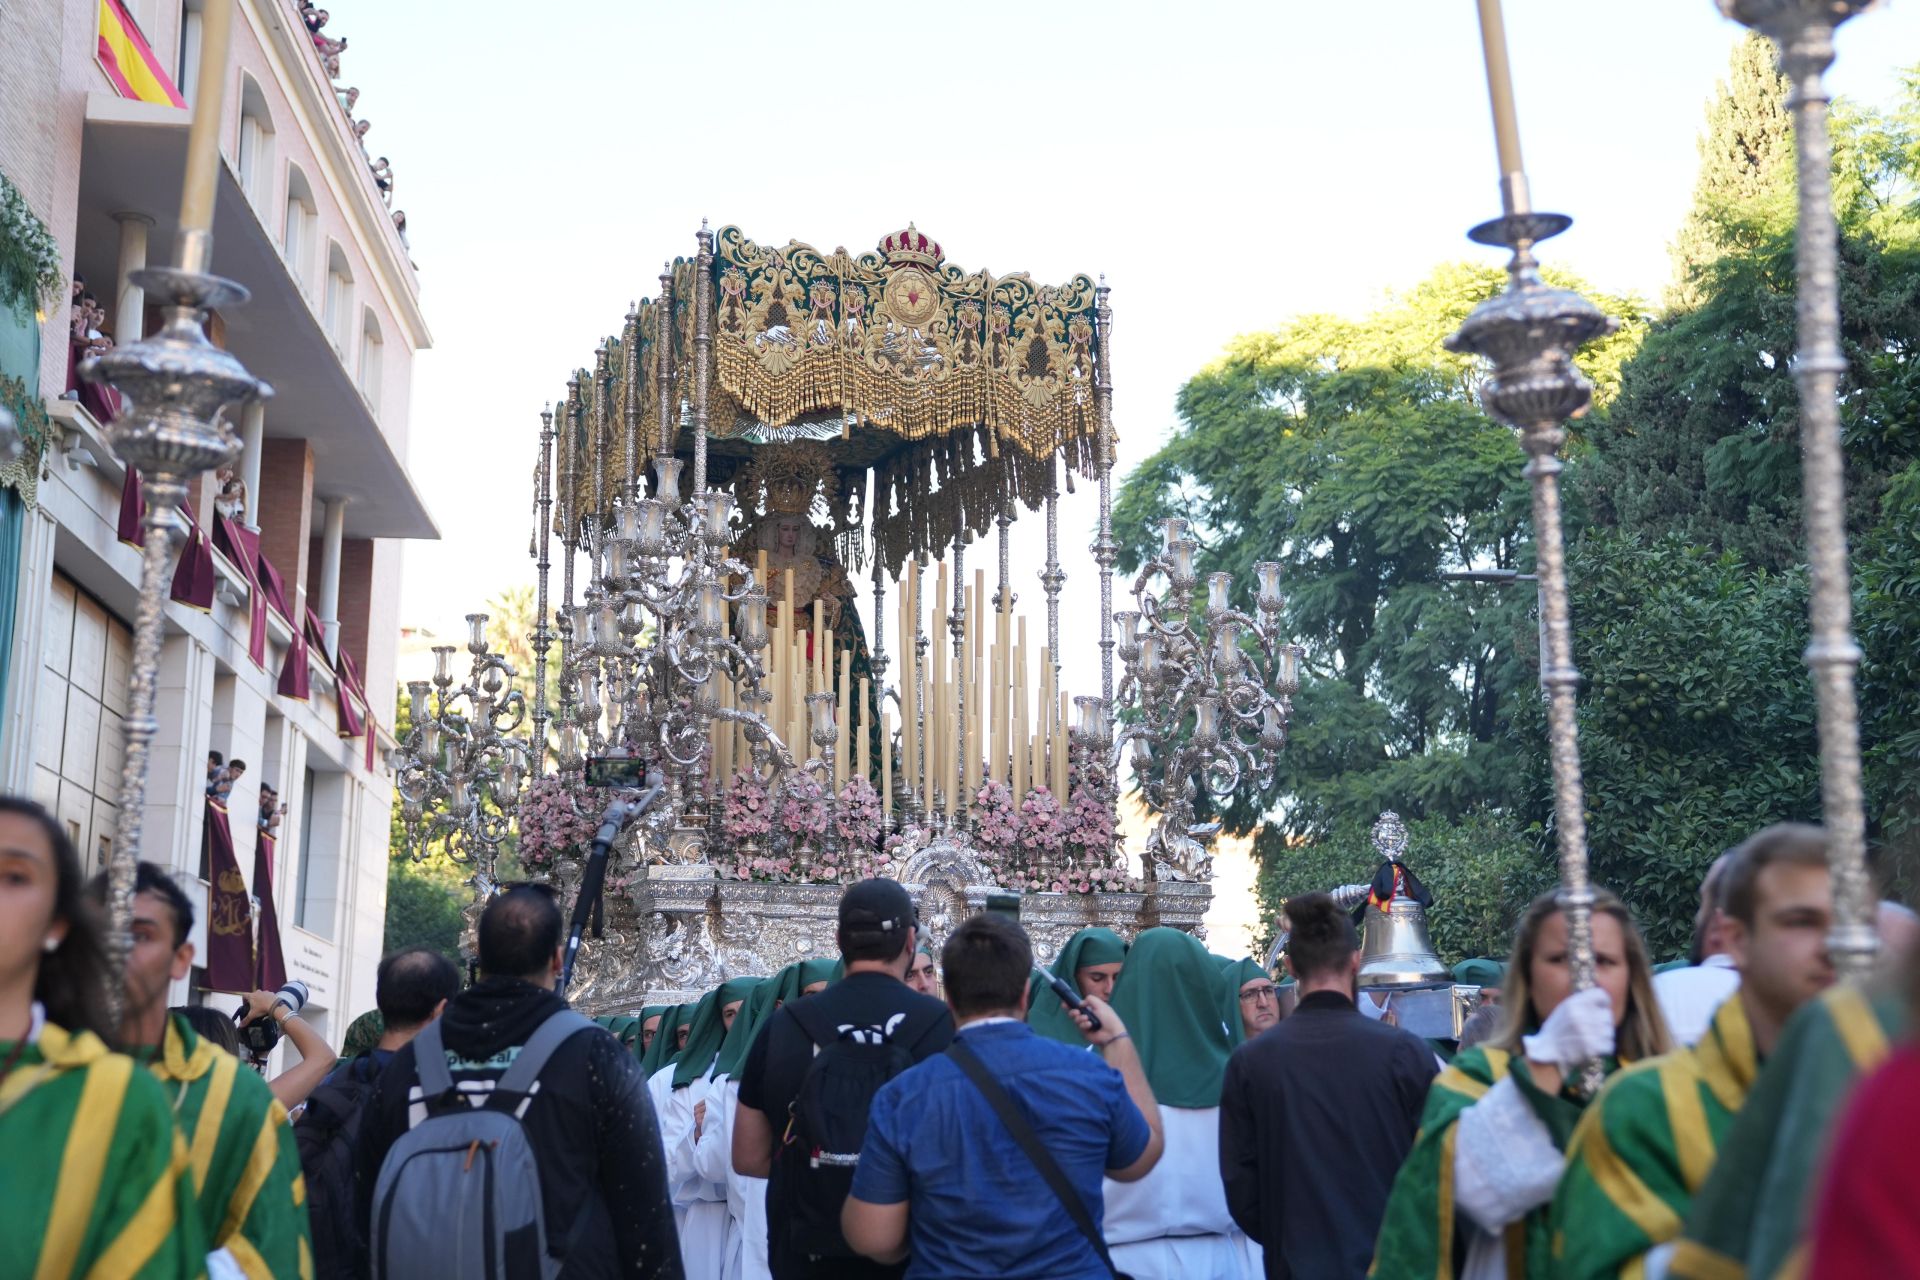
[1114,263,1647,840]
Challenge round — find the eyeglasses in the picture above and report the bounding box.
[1239,985,1279,1003]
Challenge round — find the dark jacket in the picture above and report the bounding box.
[353,977,684,1280]
[1219,989,1438,1280]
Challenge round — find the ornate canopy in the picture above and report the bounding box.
[556,223,1112,571]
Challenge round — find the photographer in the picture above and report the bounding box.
[236,980,336,1113]
[843,911,1164,1278]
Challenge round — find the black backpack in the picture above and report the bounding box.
[780,997,943,1260]
[294,1058,380,1277]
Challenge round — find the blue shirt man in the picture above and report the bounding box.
[845,913,1163,1280]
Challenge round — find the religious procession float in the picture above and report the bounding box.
[387,221,1314,1007]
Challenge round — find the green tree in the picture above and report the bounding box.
[1115,262,1646,840]
[382,857,467,964]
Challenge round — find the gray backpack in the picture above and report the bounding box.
[370,1008,595,1280]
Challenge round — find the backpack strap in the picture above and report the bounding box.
[410,1018,454,1101]
[786,996,839,1050]
[497,1008,596,1097]
[947,1038,1128,1280]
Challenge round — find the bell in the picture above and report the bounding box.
[1357,897,1451,989]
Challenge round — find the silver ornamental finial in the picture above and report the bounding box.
[1371,811,1409,862]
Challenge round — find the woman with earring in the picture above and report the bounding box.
[0,796,205,1276]
[1371,888,1672,1279]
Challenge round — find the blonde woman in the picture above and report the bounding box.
[1371,889,1671,1279]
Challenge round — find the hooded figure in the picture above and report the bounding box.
[670,979,761,1280]
[798,956,839,993]
[1028,926,1130,1044]
[637,1003,670,1056]
[697,966,803,1280]
[1218,956,1278,1043]
[1104,927,1261,1279]
[639,1003,689,1079]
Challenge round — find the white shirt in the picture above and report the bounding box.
[1651,955,1740,1047]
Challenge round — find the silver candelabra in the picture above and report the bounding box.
[1112,516,1301,880]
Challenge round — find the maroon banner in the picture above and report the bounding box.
[169,521,215,610]
[202,800,254,991]
[117,468,143,546]
[252,830,287,991]
[214,515,270,669]
[277,630,310,702]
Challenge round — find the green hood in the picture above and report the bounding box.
[637,1001,690,1078]
[799,957,839,990]
[1216,955,1272,1042]
[1110,927,1235,1108]
[715,965,803,1080]
[1028,927,1129,1045]
[1453,958,1506,988]
[673,978,762,1089]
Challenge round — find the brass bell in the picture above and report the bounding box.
[1357,897,1450,989]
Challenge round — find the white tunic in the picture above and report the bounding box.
[1452,1073,1568,1280]
[647,1064,687,1235]
[1102,1106,1258,1280]
[1651,955,1741,1048]
[660,1065,731,1280]
[692,1075,771,1280]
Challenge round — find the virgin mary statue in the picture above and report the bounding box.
[734,442,879,776]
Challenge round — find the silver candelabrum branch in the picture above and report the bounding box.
[553,451,803,858]
[396,615,529,866]
[1721,0,1878,980]
[1110,516,1301,882]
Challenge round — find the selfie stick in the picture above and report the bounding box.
[560,771,666,994]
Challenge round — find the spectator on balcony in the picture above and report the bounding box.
[64,281,122,423]
[372,156,394,201]
[213,465,246,524]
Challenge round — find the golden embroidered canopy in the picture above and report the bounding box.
[555,223,1112,572]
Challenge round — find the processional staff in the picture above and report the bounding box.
[1454,0,1618,1093]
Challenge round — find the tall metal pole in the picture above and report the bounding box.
[692,222,715,498]
[1454,0,1616,1092]
[657,264,675,457]
[1722,0,1878,978]
[532,406,555,777]
[82,0,267,1023]
[1092,279,1118,738]
[1042,458,1064,685]
[622,302,641,502]
[557,376,581,736]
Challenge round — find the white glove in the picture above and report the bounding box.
[1522,986,1615,1068]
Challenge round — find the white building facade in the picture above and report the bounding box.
[0,0,434,1044]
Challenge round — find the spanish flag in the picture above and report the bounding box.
[97,0,186,108]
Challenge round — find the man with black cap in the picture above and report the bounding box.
[732,878,954,1279]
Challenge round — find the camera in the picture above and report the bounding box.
[234,981,309,1058]
[584,754,650,788]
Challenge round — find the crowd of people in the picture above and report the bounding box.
[1,788,1916,1278]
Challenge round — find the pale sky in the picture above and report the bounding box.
[348,0,1920,710]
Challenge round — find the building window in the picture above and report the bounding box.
[236,77,274,210]
[357,311,382,414]
[175,1,202,106]
[322,243,353,354]
[294,765,317,928]
[282,166,316,288]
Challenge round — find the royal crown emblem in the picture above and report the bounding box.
[878,223,944,270]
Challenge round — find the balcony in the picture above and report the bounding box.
[70,95,436,542]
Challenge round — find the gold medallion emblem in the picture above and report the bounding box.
[882,267,940,328]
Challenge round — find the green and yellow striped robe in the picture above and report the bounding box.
[144,1013,312,1279]
[1372,1044,1614,1278]
[1670,982,1902,1280]
[1549,997,1758,1280]
[0,1019,207,1278]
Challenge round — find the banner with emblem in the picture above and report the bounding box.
[201,799,254,990]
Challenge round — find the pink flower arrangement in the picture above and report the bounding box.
[972,780,1021,852]
[516,777,596,869]
[1061,786,1119,860]
[720,769,773,842]
[778,773,830,839]
[732,855,795,882]
[835,777,884,851]
[1018,787,1064,855]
